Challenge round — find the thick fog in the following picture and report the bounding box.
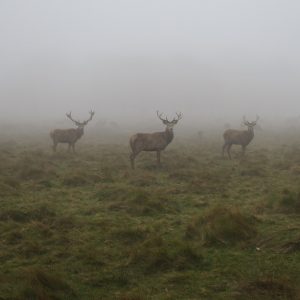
[0,0,300,129]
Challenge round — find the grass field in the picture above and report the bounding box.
[0,131,300,299]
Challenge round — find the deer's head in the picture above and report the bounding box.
[243,115,259,130]
[66,110,95,129]
[157,111,182,130]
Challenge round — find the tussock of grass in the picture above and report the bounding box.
[169,169,198,181]
[78,249,106,267]
[186,206,257,246]
[239,160,266,177]
[279,237,300,254]
[87,270,130,288]
[0,209,28,222]
[127,235,206,273]
[2,176,20,189]
[15,155,56,181]
[0,205,56,223]
[115,292,146,300]
[289,164,300,175]
[128,172,157,187]
[18,240,45,258]
[4,230,23,245]
[52,215,76,230]
[15,267,76,300]
[275,189,300,214]
[62,172,89,186]
[187,170,229,194]
[111,225,150,244]
[240,167,265,177]
[0,182,19,197]
[63,170,103,186]
[236,278,299,300]
[19,165,47,180]
[108,188,178,216]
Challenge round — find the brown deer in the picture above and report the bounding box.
[50,110,95,153]
[129,111,183,169]
[222,116,259,159]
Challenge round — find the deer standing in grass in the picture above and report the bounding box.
[129,111,182,169]
[50,111,95,153]
[222,116,259,159]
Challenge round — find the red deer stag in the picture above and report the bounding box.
[129,111,183,169]
[50,110,95,153]
[222,116,259,159]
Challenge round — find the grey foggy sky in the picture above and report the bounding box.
[0,0,300,124]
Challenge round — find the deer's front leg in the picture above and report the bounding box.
[53,142,58,152]
[156,151,161,165]
[130,153,136,170]
[227,144,232,160]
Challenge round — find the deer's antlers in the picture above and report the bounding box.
[174,112,183,122]
[66,112,80,125]
[157,111,182,123]
[85,110,95,123]
[157,111,169,122]
[66,110,95,126]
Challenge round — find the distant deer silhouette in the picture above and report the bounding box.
[50,110,95,153]
[129,111,182,169]
[222,116,259,159]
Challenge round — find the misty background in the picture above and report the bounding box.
[0,0,300,135]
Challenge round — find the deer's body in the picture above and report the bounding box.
[130,129,174,152]
[50,128,84,152]
[130,111,182,169]
[222,116,258,159]
[50,111,94,153]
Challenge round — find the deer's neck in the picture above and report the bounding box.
[165,127,174,144]
[247,127,254,139]
[76,127,84,139]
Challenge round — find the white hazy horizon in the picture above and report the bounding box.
[0,1,300,125]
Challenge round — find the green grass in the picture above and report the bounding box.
[0,135,300,299]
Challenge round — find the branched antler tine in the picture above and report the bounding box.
[242,115,248,125]
[176,112,182,120]
[66,111,79,124]
[85,110,95,123]
[157,110,167,122]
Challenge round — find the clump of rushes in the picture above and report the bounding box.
[186,205,257,246]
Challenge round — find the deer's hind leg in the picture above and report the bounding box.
[130,152,137,170]
[130,149,142,170]
[241,145,246,156]
[156,151,161,166]
[52,141,58,152]
[222,142,231,158]
[227,144,232,160]
[222,143,227,157]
